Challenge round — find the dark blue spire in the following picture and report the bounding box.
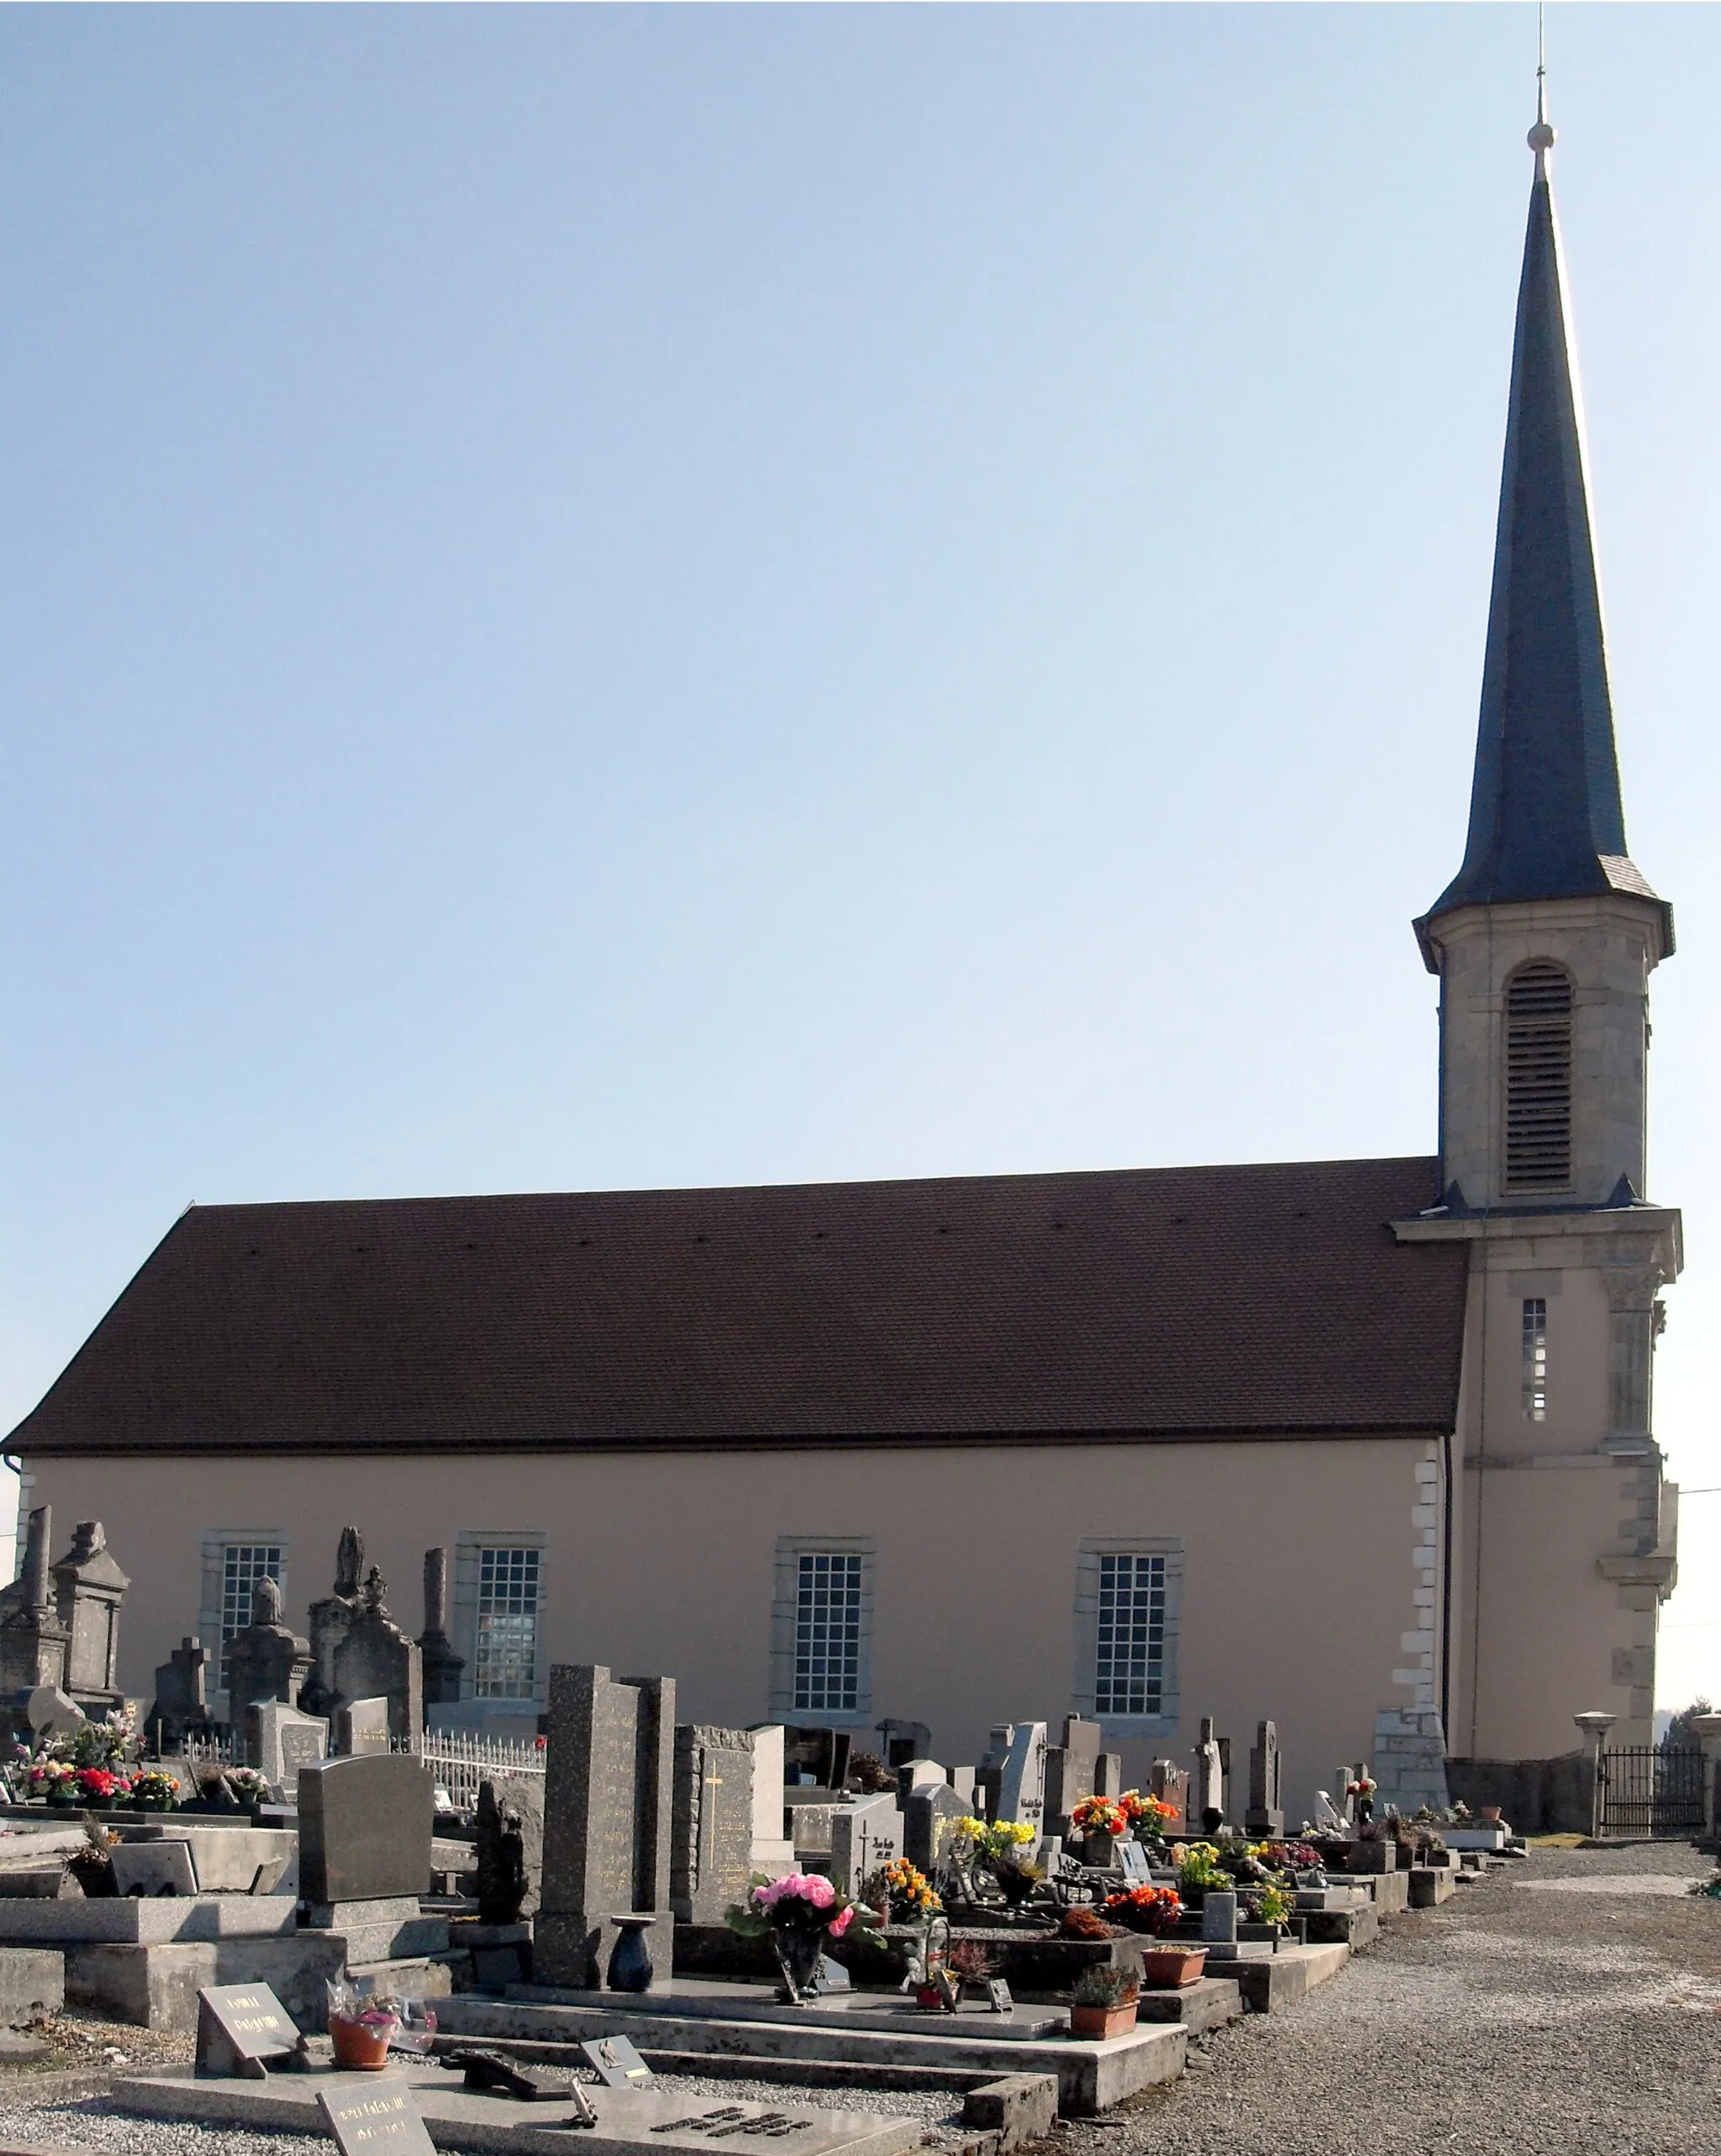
[1422,103,1666,937]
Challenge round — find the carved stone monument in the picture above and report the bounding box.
[671,1725,757,1925]
[1192,1717,1225,1830]
[418,1548,465,1707]
[537,1664,675,1990]
[50,1521,129,1715]
[997,1722,1048,1833]
[330,1570,423,1748]
[254,1699,329,1800]
[1044,1716,1103,1838]
[300,1528,365,1722]
[146,1637,213,1752]
[475,1776,538,1925]
[1245,1719,1285,1838]
[0,1508,71,1712]
[223,1579,311,1762]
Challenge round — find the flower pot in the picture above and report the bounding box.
[1069,2001,1138,2039]
[771,1924,828,2004]
[1480,1807,1503,1823]
[329,2014,396,2070]
[1079,1833,1121,1869]
[1139,1947,1208,1989]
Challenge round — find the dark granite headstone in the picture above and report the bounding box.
[903,1781,967,1875]
[297,1754,434,1906]
[318,2077,436,2156]
[537,1664,674,1990]
[671,1725,756,1926]
[196,1980,306,2078]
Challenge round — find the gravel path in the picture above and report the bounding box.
[1063,1843,1721,2156]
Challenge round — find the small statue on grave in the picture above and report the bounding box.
[475,1778,529,1925]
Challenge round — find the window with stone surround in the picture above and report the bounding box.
[197,1531,288,1696]
[1522,1297,1550,1421]
[1071,1538,1183,1738]
[473,1545,541,1700]
[1503,963,1574,1191]
[769,1538,874,1725]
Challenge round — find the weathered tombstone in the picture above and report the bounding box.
[1245,1720,1285,1838]
[318,2079,436,2156]
[336,1696,392,1757]
[1150,1759,1190,1832]
[297,1753,434,1908]
[253,1700,329,1799]
[0,1509,71,1710]
[829,1795,903,1896]
[111,1839,198,1897]
[875,1718,931,1769]
[330,1570,423,1749]
[146,1637,212,1752]
[536,1664,675,1990]
[746,1724,796,1875]
[418,1548,466,1707]
[997,1722,1048,1834]
[1201,1889,1238,1945]
[1192,1717,1225,1828]
[197,1980,307,2079]
[50,1520,129,1716]
[904,1781,967,1875]
[1044,1716,1103,1838]
[671,1725,757,1926]
[224,1579,311,1757]
[476,1775,545,1924]
[1094,1751,1124,1797]
[300,1527,365,1722]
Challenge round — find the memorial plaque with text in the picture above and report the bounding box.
[318,2078,437,2156]
[195,1982,304,2079]
[581,2033,654,2088]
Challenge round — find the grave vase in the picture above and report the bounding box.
[771,1924,827,2004]
[606,1917,657,1994]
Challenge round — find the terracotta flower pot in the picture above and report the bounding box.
[1480,1806,1503,1823]
[1139,1946,1208,1989]
[1069,2001,1138,2039]
[329,2014,397,2070]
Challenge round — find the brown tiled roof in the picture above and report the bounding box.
[9,1156,1466,1456]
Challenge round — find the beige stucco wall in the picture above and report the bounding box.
[24,1434,1439,1822]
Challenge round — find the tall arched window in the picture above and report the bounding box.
[1503,962,1574,1191]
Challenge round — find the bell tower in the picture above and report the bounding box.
[1397,82,1682,1759]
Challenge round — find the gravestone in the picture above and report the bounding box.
[337,1696,392,1757]
[903,1780,967,1875]
[948,1764,977,1807]
[50,1520,129,1715]
[783,1727,850,1791]
[1094,1751,1124,1797]
[301,1527,365,1722]
[1150,1759,1190,1831]
[1043,1717,1103,1838]
[318,2079,436,2156]
[746,1724,796,1875]
[0,1509,71,1711]
[829,1794,902,1896]
[253,1700,329,1799]
[1245,1720,1285,1838]
[997,1722,1048,1834]
[196,1980,308,2079]
[418,1548,465,1708]
[25,1685,84,1743]
[111,1839,199,1896]
[1201,1890,1238,1945]
[1192,1718,1225,1828]
[475,1776,545,1923]
[1313,1789,1349,1833]
[297,1753,434,1906]
[895,1758,945,1804]
[875,1718,931,1769]
[224,1579,311,1758]
[1117,1840,1151,1885]
[536,1664,676,1990]
[974,1726,1013,1822]
[671,1725,757,1926]
[146,1638,212,1752]
[331,1570,423,1748]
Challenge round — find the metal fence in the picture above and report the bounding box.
[1598,1745,1706,1838]
[401,1729,547,1812]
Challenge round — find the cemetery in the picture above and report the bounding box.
[0,1513,1583,2156]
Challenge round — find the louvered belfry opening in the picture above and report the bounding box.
[1504,962,1575,1191]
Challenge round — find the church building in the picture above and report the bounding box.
[6,104,1682,1820]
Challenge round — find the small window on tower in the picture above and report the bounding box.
[1522,1298,1549,1422]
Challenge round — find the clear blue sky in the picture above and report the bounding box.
[3,5,1717,1702]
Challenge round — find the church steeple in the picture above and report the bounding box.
[1419,79,1668,947]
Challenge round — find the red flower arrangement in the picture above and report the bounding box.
[73,1768,127,1802]
[1071,1795,1129,1838]
[1103,1884,1183,1936]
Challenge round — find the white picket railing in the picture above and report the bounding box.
[397,1728,546,1812]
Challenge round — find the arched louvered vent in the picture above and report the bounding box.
[1504,963,1574,1191]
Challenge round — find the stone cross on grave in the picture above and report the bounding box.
[1245,1720,1284,1838]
